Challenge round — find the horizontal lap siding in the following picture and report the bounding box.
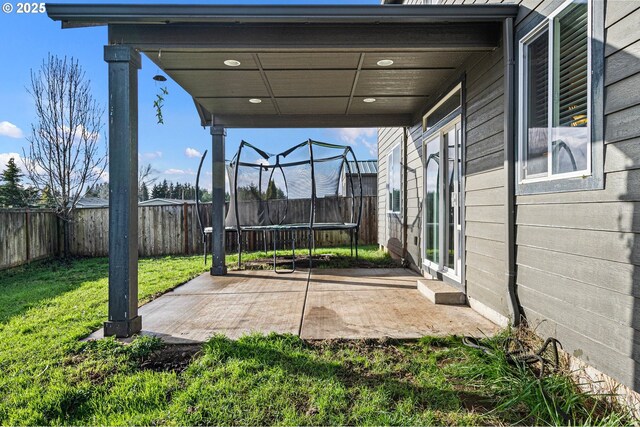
[406,0,640,391]
[406,124,424,267]
[515,1,640,390]
[378,127,404,256]
[464,43,508,318]
[377,123,423,265]
[406,0,510,315]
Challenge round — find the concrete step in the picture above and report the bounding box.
[417,279,466,305]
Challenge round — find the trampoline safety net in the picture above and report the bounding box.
[225,139,363,271]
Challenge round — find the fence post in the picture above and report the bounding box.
[183,203,189,255]
[24,210,30,263]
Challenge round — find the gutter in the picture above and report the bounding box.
[46,4,520,28]
[402,127,409,265]
[503,17,521,326]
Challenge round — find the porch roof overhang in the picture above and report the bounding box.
[47,3,519,128]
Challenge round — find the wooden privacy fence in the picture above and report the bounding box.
[70,196,377,257]
[0,197,377,268]
[0,209,59,270]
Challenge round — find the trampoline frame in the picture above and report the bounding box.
[228,139,363,272]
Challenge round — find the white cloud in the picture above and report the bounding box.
[164,168,195,176]
[334,128,378,157]
[0,152,44,180]
[185,147,202,158]
[0,152,24,171]
[92,166,109,183]
[56,124,101,145]
[0,121,25,139]
[141,151,162,160]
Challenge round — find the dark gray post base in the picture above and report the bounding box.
[210,265,228,276]
[104,316,142,338]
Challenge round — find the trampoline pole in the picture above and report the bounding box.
[238,230,242,269]
[350,230,353,258]
[292,236,296,272]
[308,230,313,269]
[263,230,267,255]
[273,230,277,272]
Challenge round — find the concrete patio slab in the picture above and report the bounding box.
[87,270,309,343]
[301,269,498,339]
[87,268,499,343]
[170,269,310,294]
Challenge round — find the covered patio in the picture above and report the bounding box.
[88,268,499,343]
[47,3,519,338]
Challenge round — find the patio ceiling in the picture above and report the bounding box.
[48,4,519,128]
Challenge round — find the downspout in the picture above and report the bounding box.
[402,126,409,266]
[504,17,521,326]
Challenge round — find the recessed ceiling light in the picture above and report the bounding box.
[224,59,241,67]
[376,59,394,67]
[363,98,376,103]
[249,98,262,104]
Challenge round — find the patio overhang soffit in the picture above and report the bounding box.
[47,4,519,128]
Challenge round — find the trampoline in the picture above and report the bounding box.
[196,139,363,272]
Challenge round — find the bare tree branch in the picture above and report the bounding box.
[23,54,106,257]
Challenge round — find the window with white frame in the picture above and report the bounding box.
[519,0,592,184]
[387,144,401,213]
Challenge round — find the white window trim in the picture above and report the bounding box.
[422,82,462,132]
[387,143,401,214]
[517,0,592,186]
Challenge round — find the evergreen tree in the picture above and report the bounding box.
[151,183,162,199]
[0,158,28,207]
[85,182,109,199]
[265,179,285,200]
[140,183,149,201]
[199,189,213,203]
[160,180,169,198]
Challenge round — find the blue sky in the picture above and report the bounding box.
[0,0,379,190]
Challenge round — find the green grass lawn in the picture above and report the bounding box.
[0,252,629,425]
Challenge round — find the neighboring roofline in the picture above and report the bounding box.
[47,4,519,28]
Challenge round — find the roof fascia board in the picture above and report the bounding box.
[47,4,519,28]
[108,22,501,50]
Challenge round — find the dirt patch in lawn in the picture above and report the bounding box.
[140,344,202,373]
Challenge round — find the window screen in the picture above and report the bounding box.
[552,1,589,174]
[520,0,590,182]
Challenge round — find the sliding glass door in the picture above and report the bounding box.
[423,117,462,282]
[424,135,440,265]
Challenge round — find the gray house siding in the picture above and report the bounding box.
[439,0,640,389]
[406,124,424,268]
[514,0,640,390]
[376,34,509,311]
[378,127,404,257]
[377,122,423,267]
[377,0,423,250]
[376,0,640,391]
[463,44,508,320]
